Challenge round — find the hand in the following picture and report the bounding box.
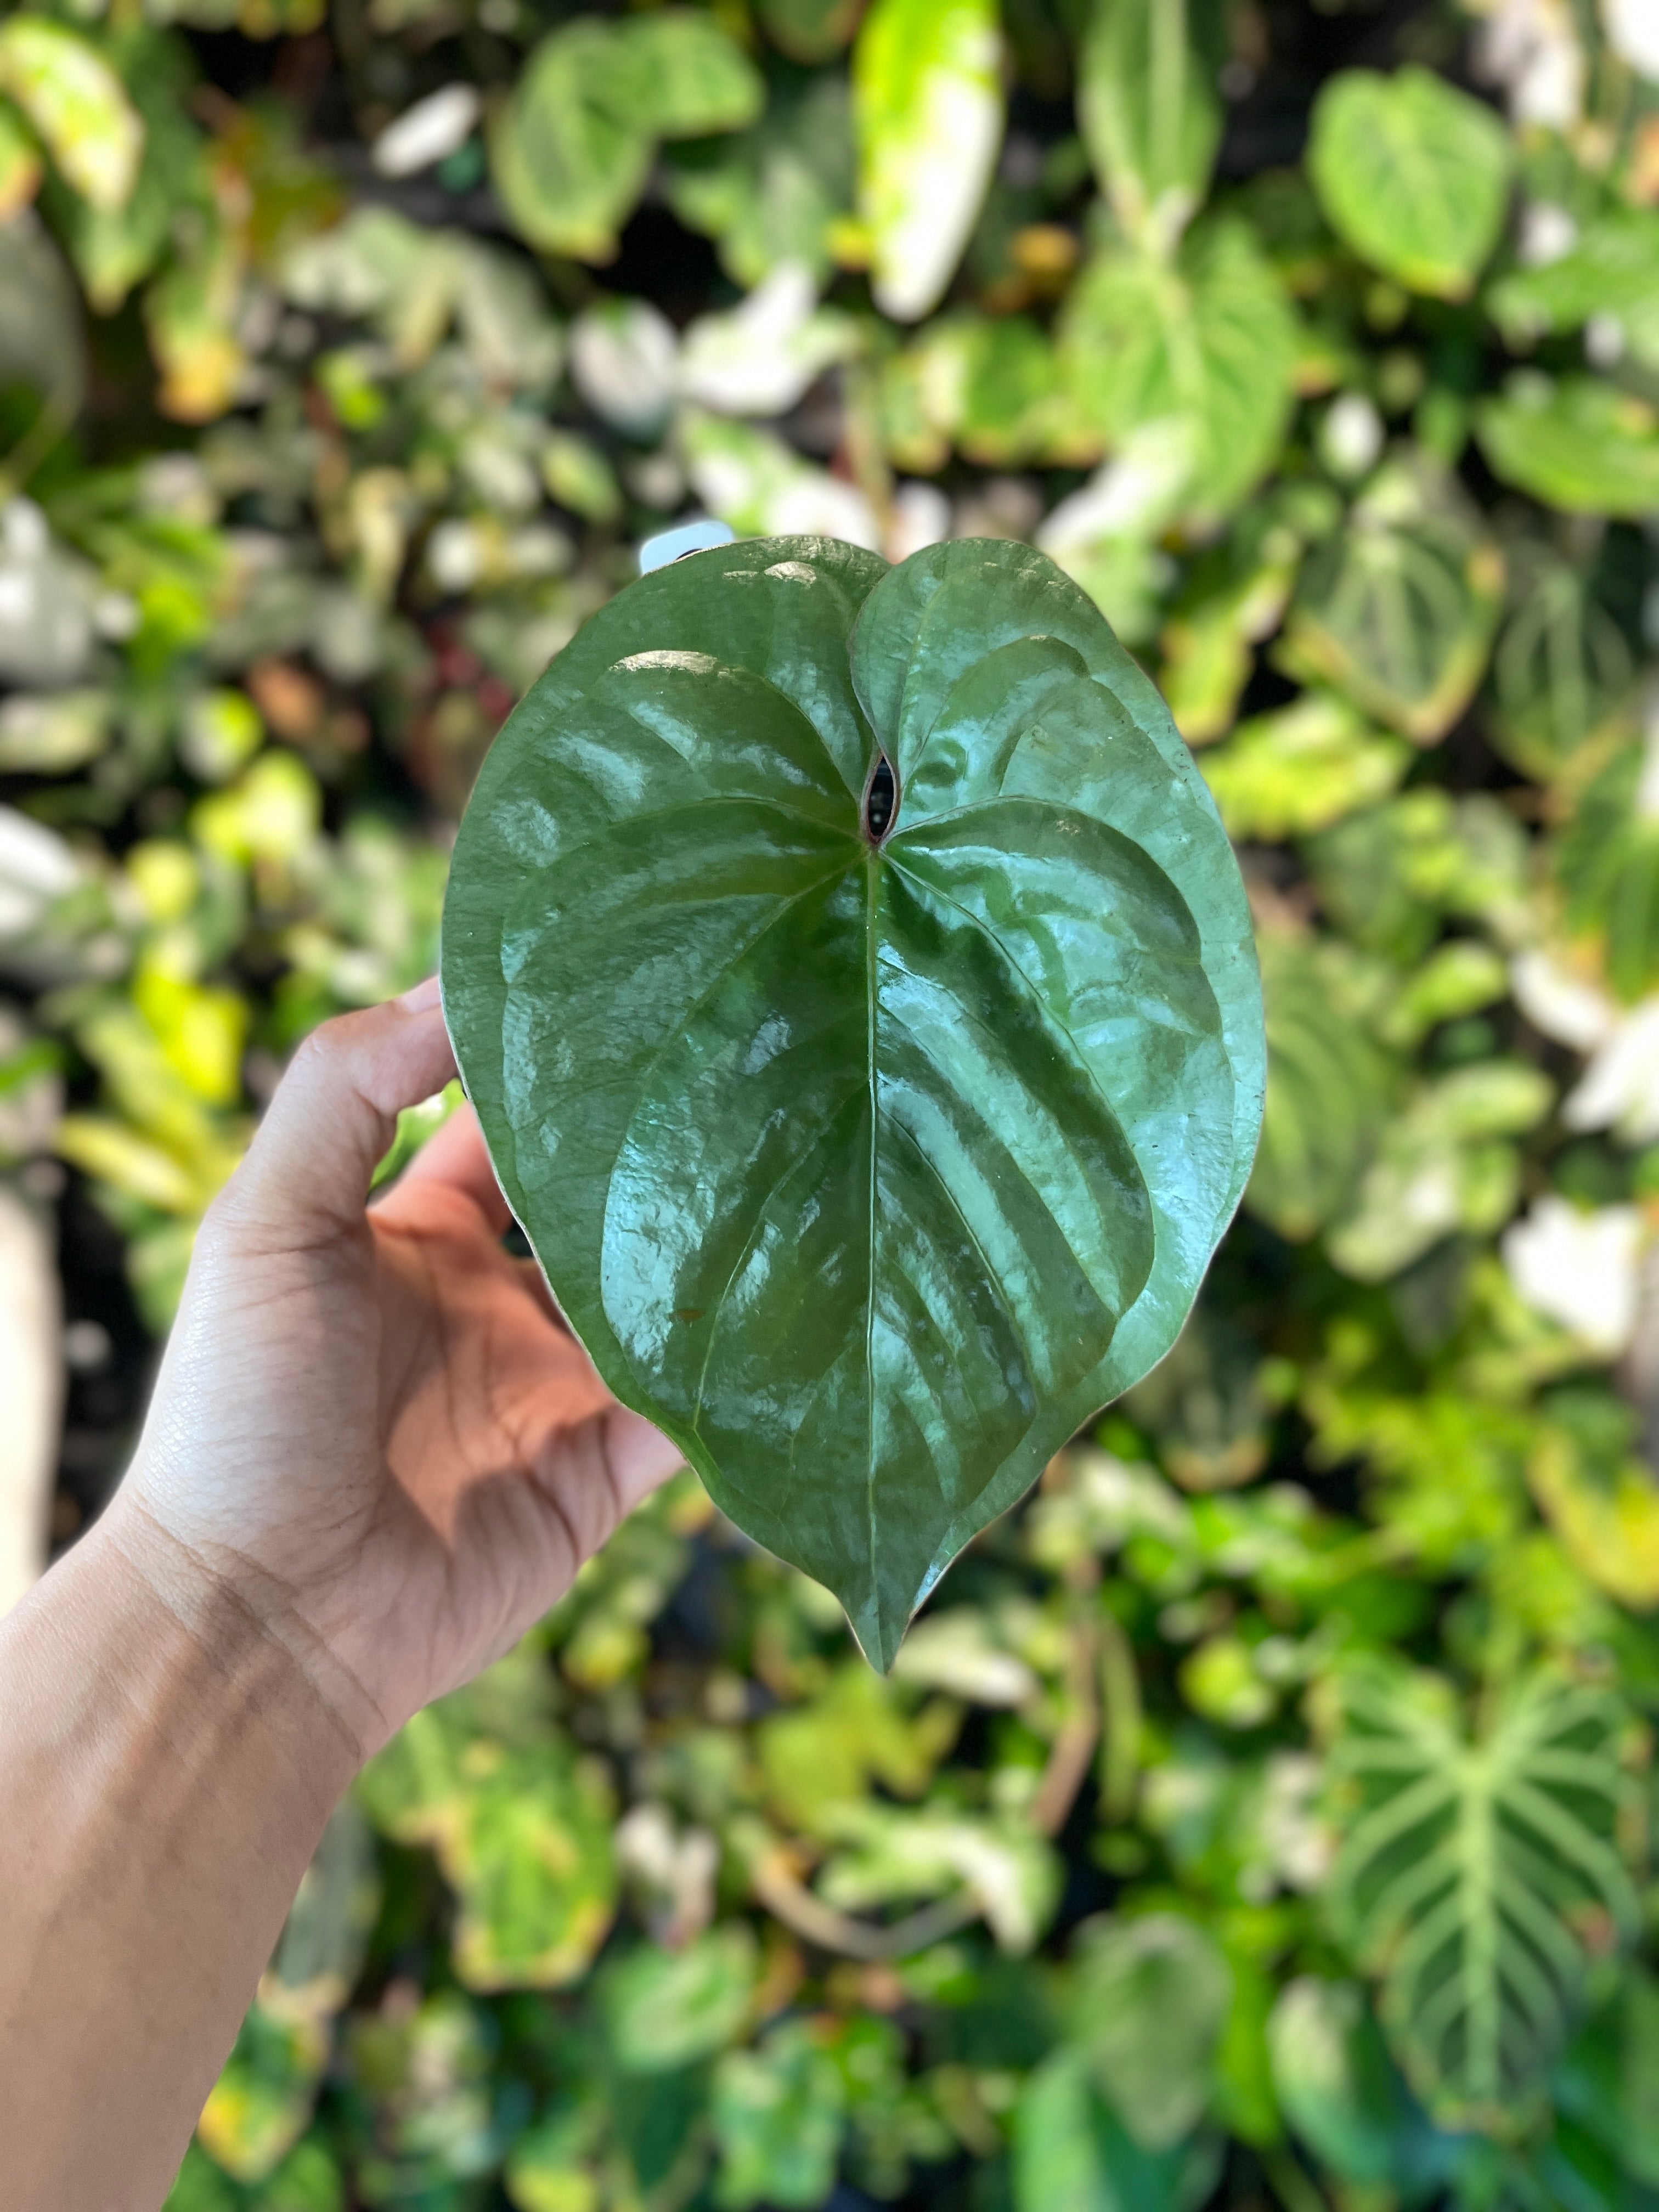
[110,978,681,1760]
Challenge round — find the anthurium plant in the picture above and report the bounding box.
[442,534,1263,1662]
[1,0,1659,2205]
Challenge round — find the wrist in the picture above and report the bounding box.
[92,1489,373,1791]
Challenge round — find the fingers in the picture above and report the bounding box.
[531,1407,686,1577]
[385,1105,511,1234]
[216,986,457,1247]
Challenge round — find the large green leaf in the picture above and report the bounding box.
[442,535,1263,1665]
[1475,374,1659,519]
[1307,67,1511,301]
[1077,0,1225,253]
[1278,459,1504,742]
[1247,932,1398,1243]
[1323,1660,1644,2125]
[852,0,1003,321]
[1058,218,1297,527]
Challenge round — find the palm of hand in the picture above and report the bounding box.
[121,1000,679,1756]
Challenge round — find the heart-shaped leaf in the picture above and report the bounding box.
[1307,66,1511,301]
[442,535,1263,1665]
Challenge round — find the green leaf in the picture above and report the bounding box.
[49,25,200,311]
[1303,791,1530,966]
[1556,738,1659,1003]
[488,22,652,262]
[1323,1659,1645,2126]
[1077,0,1225,253]
[1013,2049,1221,2212]
[1486,207,1659,374]
[853,0,1003,321]
[1071,1913,1233,2149]
[712,2020,847,2209]
[1307,67,1511,301]
[1058,218,1298,527]
[1486,546,1637,786]
[1553,1966,1659,2192]
[358,1669,618,1990]
[442,535,1263,1665]
[1278,458,1504,742]
[607,11,765,142]
[0,16,143,214]
[0,206,86,426]
[1326,1060,1552,1282]
[665,75,853,289]
[600,1926,759,2074]
[1247,934,1398,1243]
[1267,1978,1444,2191]
[1200,692,1410,841]
[1475,373,1659,519]
[0,98,41,219]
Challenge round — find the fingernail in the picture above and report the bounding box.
[398,974,442,1013]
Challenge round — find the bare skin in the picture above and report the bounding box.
[0,978,680,2210]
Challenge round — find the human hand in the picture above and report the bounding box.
[109,978,682,1760]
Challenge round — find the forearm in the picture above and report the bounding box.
[0,1500,360,2211]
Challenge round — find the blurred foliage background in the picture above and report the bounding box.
[3,0,1659,2204]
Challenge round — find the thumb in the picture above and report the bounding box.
[216,979,458,1246]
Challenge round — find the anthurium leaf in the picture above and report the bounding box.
[1475,373,1659,519]
[1077,0,1226,253]
[852,0,1003,322]
[1058,218,1298,527]
[1322,1658,1645,2126]
[1307,67,1510,301]
[442,535,1263,1667]
[1278,458,1504,742]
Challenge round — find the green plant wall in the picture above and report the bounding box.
[3,0,1659,2206]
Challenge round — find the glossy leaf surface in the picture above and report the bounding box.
[443,535,1263,1664]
